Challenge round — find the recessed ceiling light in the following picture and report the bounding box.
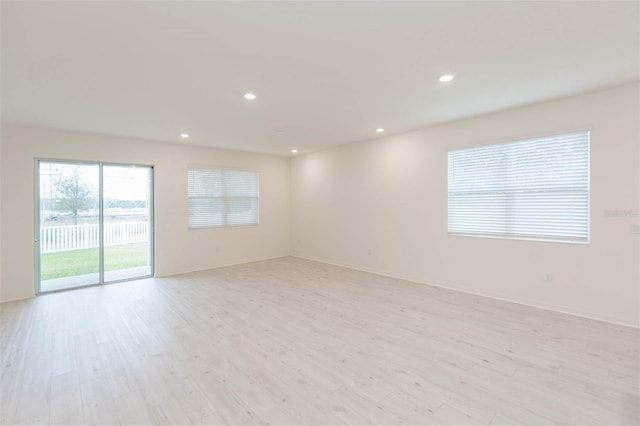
[244,93,256,100]
[376,128,385,133]
[291,148,298,153]
[439,74,455,82]
[180,133,189,139]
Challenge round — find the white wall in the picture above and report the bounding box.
[0,125,290,302]
[291,83,640,327]
[2,84,638,327]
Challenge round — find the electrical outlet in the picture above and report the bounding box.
[367,248,372,255]
[543,273,553,283]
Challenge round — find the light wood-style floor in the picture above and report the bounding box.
[1,257,638,426]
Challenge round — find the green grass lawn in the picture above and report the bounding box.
[41,243,148,280]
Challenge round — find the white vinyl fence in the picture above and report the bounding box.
[40,222,149,253]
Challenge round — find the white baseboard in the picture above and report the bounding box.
[0,294,36,304]
[156,255,290,278]
[291,254,640,329]
[5,254,637,329]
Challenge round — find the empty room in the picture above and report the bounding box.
[1,1,639,425]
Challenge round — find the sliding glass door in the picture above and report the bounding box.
[38,162,101,291]
[103,165,153,282]
[37,160,154,293]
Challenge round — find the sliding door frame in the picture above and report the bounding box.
[35,158,155,294]
[101,161,155,285]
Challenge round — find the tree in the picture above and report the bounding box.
[54,168,95,224]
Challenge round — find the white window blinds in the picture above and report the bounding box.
[188,168,259,229]
[448,132,589,243]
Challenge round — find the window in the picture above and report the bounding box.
[188,168,259,229]
[447,132,589,243]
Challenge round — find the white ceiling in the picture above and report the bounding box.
[2,1,638,156]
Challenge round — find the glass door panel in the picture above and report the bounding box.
[103,165,153,282]
[38,161,100,292]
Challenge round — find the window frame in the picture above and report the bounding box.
[187,166,260,230]
[447,131,591,244]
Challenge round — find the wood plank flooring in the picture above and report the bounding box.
[1,257,638,425]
